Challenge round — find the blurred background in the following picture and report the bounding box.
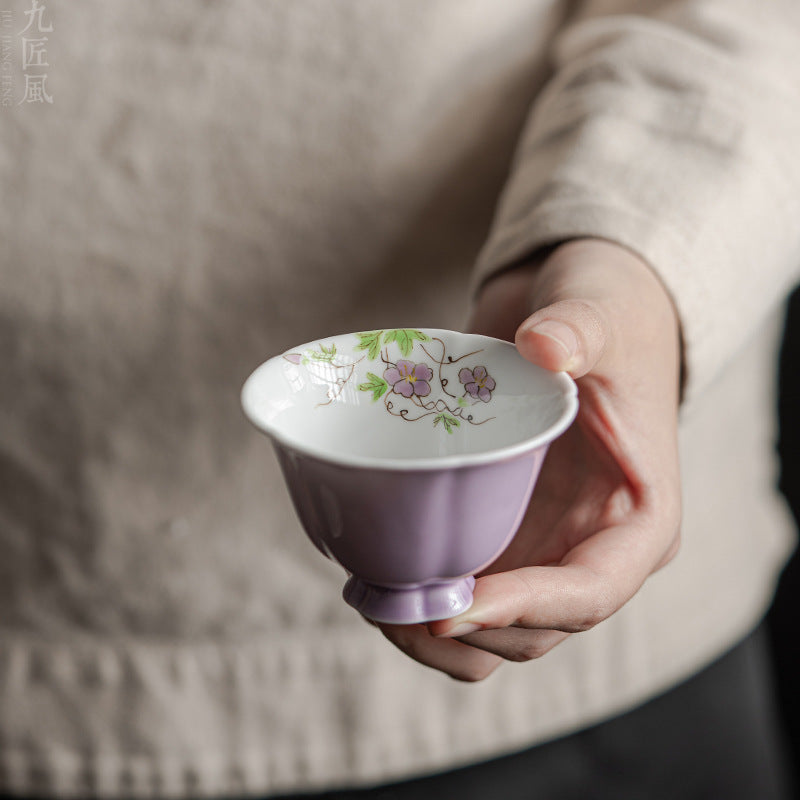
[769,284,800,798]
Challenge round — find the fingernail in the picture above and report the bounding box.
[435,622,482,638]
[526,320,577,360]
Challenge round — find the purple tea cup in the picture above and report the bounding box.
[241,328,577,624]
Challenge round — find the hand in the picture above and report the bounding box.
[378,239,683,681]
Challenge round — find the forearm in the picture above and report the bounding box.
[472,1,800,402]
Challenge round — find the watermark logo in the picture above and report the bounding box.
[1,9,12,107]
[1,0,54,108]
[19,0,52,104]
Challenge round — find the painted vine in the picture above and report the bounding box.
[284,329,496,433]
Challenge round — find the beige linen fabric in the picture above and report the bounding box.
[0,1,798,797]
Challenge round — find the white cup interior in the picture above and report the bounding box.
[242,330,578,468]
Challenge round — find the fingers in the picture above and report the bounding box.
[515,299,608,378]
[429,518,676,640]
[378,621,570,678]
[456,627,571,662]
[378,522,664,674]
[378,623,502,682]
[428,565,617,639]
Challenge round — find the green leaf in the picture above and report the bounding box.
[457,397,468,407]
[307,343,337,363]
[358,372,389,402]
[355,331,384,360]
[433,413,460,434]
[383,328,430,357]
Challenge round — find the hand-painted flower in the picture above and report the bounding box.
[384,360,433,398]
[459,366,496,402]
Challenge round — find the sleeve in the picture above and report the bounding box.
[472,0,800,401]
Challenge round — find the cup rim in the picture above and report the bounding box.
[241,328,579,471]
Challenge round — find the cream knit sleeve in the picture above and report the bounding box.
[473,0,800,400]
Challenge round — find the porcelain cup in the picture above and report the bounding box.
[241,328,578,624]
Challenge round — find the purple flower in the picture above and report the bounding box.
[384,360,433,398]
[459,366,495,402]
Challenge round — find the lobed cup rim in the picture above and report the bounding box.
[241,328,579,472]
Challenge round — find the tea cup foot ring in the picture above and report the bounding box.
[343,575,476,625]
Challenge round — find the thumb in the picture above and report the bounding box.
[515,299,607,379]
